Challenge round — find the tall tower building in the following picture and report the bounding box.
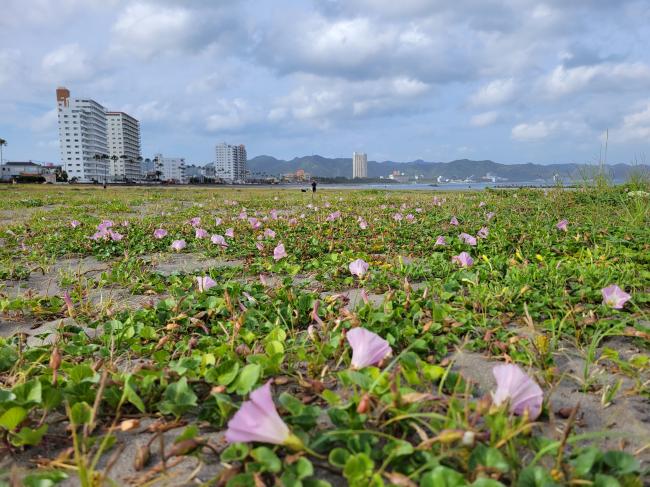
[215,143,247,183]
[353,152,368,179]
[107,112,141,181]
[56,87,109,183]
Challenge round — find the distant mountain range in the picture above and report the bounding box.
[248,155,649,182]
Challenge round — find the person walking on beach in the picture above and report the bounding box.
[311,180,317,193]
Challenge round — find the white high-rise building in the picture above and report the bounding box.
[56,87,109,183]
[215,143,247,183]
[154,153,186,184]
[353,152,368,179]
[107,112,141,181]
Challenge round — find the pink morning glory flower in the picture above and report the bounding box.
[556,219,568,231]
[459,233,477,246]
[450,216,459,226]
[346,327,392,369]
[406,214,415,222]
[273,243,287,261]
[225,228,234,238]
[196,275,217,292]
[393,213,403,222]
[486,212,496,221]
[477,227,489,239]
[452,252,474,267]
[238,211,247,220]
[211,234,227,248]
[288,218,298,226]
[189,217,201,227]
[435,236,447,246]
[109,231,123,242]
[215,217,223,226]
[225,381,302,449]
[256,242,264,251]
[153,228,168,239]
[90,230,107,241]
[270,210,278,220]
[264,228,276,239]
[492,364,543,420]
[479,201,486,208]
[249,217,261,229]
[601,285,631,309]
[171,239,186,252]
[433,196,442,206]
[359,219,368,230]
[326,211,341,222]
[70,220,81,228]
[195,228,208,239]
[349,258,369,278]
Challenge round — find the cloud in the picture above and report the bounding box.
[130,101,172,123]
[511,121,554,141]
[205,99,259,132]
[470,111,499,127]
[186,72,233,95]
[2,0,650,164]
[269,76,431,127]
[109,1,245,61]
[41,44,94,81]
[609,101,650,142]
[544,62,650,97]
[0,49,21,86]
[469,78,517,107]
[255,12,475,83]
[31,108,58,132]
[511,116,590,141]
[110,3,202,60]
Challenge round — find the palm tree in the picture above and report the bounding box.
[0,138,6,165]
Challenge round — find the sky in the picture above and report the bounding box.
[1,0,650,166]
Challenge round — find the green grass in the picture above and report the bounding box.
[0,184,648,486]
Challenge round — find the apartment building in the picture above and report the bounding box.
[215,142,247,183]
[353,152,368,179]
[107,112,141,181]
[56,87,109,183]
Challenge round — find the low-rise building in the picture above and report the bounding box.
[0,161,57,182]
[281,169,311,182]
[154,153,186,184]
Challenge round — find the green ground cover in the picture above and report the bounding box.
[0,183,648,486]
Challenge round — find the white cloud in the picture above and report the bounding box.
[544,62,650,97]
[31,108,58,132]
[470,111,499,127]
[127,101,171,123]
[186,72,232,95]
[41,44,93,81]
[0,49,20,86]
[511,121,554,141]
[257,12,471,83]
[205,99,258,132]
[270,76,431,126]
[511,116,590,141]
[609,101,650,142]
[110,3,198,60]
[469,78,517,107]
